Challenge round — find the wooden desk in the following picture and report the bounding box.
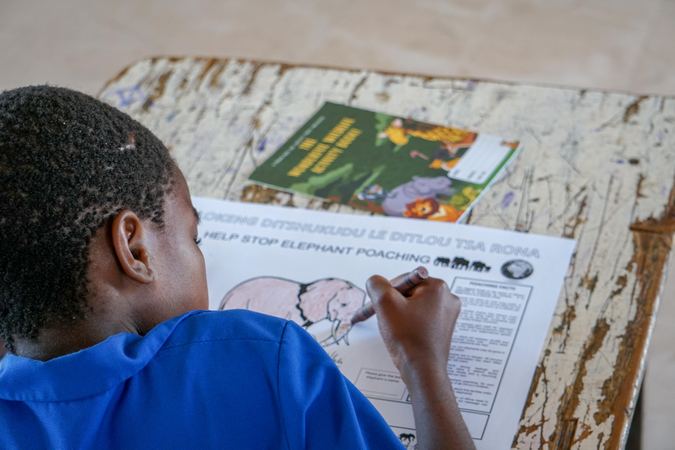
[100,57,674,449]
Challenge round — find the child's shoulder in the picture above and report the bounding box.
[161,309,289,350]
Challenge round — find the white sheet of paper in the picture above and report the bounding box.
[194,197,575,449]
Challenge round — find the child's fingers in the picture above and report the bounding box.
[388,271,415,293]
[366,275,405,310]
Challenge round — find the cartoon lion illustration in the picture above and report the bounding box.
[403,197,462,222]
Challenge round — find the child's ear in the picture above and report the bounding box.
[110,210,155,284]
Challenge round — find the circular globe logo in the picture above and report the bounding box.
[501,260,534,280]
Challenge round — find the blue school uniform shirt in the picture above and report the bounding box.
[0,310,404,449]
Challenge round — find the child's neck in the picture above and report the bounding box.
[12,318,139,361]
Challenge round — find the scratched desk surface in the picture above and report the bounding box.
[100,57,674,449]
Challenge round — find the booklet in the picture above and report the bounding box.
[194,196,575,449]
[249,102,520,222]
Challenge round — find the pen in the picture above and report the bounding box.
[351,266,429,325]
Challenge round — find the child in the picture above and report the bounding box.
[0,86,474,449]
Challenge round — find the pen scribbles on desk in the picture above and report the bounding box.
[220,276,365,346]
[105,84,147,109]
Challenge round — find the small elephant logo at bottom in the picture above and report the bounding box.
[220,277,365,346]
[399,433,417,449]
[501,260,534,280]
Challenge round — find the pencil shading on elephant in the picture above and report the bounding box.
[219,276,366,346]
[219,278,303,322]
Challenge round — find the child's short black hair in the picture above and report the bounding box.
[0,86,176,346]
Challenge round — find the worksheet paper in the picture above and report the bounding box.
[193,197,575,449]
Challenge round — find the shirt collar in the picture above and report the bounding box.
[0,311,199,402]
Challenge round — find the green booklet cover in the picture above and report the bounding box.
[249,102,519,222]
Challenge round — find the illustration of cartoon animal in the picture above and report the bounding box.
[219,277,365,346]
[404,198,439,219]
[403,197,462,222]
[434,257,451,267]
[428,134,477,173]
[428,158,461,172]
[409,150,429,160]
[379,117,476,147]
[470,261,491,272]
[357,183,386,202]
[439,136,476,156]
[451,257,470,270]
[381,176,453,217]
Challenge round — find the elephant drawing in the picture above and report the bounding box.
[219,277,366,346]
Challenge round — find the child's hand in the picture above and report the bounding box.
[366,274,461,384]
[367,274,475,450]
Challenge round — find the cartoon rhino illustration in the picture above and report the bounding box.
[219,277,365,346]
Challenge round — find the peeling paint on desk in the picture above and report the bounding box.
[100,57,675,449]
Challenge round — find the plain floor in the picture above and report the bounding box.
[1,1,673,448]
